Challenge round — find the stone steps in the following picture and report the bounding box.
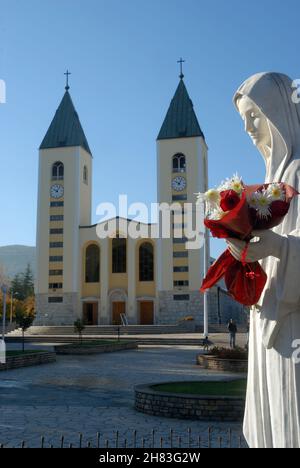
[5,335,205,346]
[8,324,193,336]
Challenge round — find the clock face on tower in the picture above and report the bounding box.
[172,176,186,192]
[50,184,64,199]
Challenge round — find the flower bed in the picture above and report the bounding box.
[135,381,246,422]
[197,348,248,373]
[0,351,56,371]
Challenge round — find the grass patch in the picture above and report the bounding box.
[152,380,247,397]
[7,350,48,357]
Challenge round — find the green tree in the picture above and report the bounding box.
[11,264,34,301]
[15,304,35,352]
[11,274,24,300]
[74,319,85,345]
[23,264,34,298]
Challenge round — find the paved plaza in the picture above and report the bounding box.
[0,343,247,448]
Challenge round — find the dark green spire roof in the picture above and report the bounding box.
[40,90,92,155]
[157,79,204,140]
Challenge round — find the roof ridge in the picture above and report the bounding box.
[157,79,204,141]
[40,90,92,155]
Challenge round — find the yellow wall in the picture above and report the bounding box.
[157,136,207,292]
[79,223,157,304]
[37,146,92,296]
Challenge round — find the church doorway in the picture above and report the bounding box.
[112,301,126,325]
[83,302,98,325]
[139,301,154,325]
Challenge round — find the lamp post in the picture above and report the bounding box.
[203,227,209,338]
[10,290,19,323]
[2,285,7,341]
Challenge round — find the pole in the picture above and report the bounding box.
[10,289,13,324]
[203,227,209,338]
[2,286,7,341]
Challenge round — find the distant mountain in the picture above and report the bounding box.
[0,245,36,279]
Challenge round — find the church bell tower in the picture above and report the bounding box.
[35,76,92,325]
[156,65,209,324]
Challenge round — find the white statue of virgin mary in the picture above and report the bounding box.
[227,72,300,448]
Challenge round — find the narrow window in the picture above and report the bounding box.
[85,244,100,283]
[52,161,64,180]
[83,165,88,184]
[112,237,126,273]
[139,242,154,282]
[172,154,186,173]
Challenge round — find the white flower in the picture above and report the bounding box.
[218,179,232,192]
[247,193,259,209]
[195,192,206,204]
[230,173,244,194]
[218,173,243,195]
[205,189,221,204]
[209,207,228,220]
[266,183,285,201]
[255,191,272,219]
[196,189,221,215]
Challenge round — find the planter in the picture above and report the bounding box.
[0,352,56,371]
[55,341,138,355]
[135,382,245,422]
[197,354,248,373]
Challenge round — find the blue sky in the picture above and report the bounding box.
[0,0,300,259]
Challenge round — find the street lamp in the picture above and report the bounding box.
[203,227,209,338]
[1,285,7,341]
[10,290,19,323]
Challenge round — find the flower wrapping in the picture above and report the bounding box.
[199,177,298,306]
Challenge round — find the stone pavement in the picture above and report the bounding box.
[0,344,247,448]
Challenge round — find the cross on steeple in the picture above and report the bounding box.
[177,58,185,79]
[64,69,71,91]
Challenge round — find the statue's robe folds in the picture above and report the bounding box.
[234,73,300,448]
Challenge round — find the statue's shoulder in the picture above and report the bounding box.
[284,159,300,181]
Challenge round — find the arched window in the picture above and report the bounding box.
[83,165,88,184]
[85,244,100,283]
[139,242,154,282]
[172,154,186,173]
[112,237,126,273]
[52,161,64,180]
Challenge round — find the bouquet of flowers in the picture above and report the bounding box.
[198,174,298,306]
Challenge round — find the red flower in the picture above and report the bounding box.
[270,200,289,217]
[220,190,241,211]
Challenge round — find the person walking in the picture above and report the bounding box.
[227,319,237,349]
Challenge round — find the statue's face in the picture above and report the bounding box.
[237,95,271,148]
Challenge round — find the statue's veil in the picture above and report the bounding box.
[233,72,300,348]
[233,72,300,183]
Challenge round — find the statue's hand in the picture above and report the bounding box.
[226,230,284,262]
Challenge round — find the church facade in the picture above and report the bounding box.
[35,74,242,326]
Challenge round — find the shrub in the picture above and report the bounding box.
[209,346,248,360]
[74,319,85,344]
[180,316,195,322]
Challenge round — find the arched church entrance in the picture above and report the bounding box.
[82,301,98,325]
[109,289,128,325]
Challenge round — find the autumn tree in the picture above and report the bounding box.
[15,303,35,352]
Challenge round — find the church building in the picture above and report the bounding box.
[35,71,241,326]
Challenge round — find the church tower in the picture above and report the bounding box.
[156,70,208,324]
[35,81,92,325]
